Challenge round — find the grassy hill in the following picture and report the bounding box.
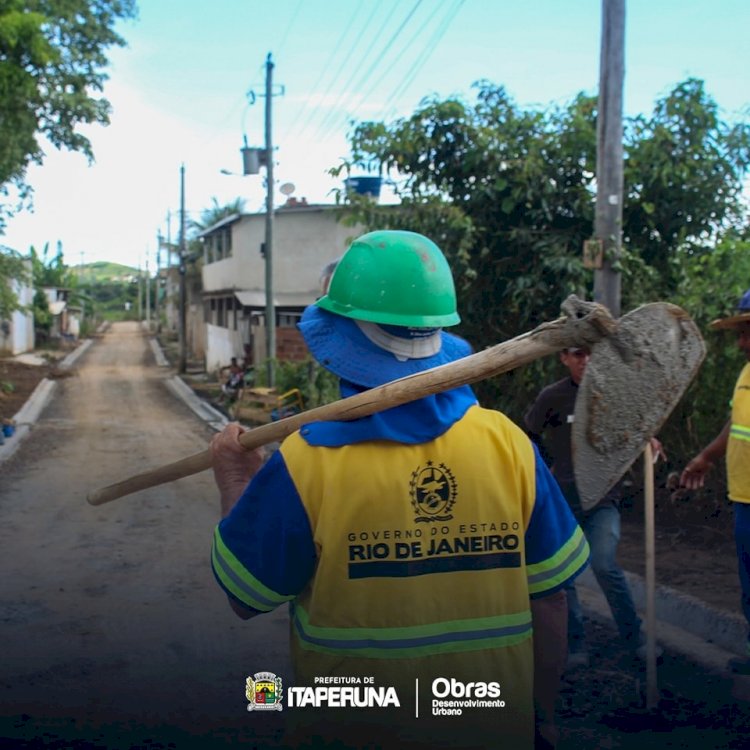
[72,261,139,283]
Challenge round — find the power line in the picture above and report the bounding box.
[311,0,460,146]
[194,61,266,152]
[291,1,387,143]
[311,0,425,141]
[379,0,466,123]
[277,1,366,145]
[342,0,425,104]
[308,0,408,140]
[275,0,305,60]
[347,0,450,125]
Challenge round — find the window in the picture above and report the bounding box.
[278,312,302,327]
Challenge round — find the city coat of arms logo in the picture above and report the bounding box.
[246,671,284,711]
[410,461,457,522]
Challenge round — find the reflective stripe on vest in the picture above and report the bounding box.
[212,527,292,612]
[526,525,589,596]
[290,602,532,659]
[731,424,750,443]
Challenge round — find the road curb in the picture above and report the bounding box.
[0,337,95,466]
[0,378,57,464]
[147,335,228,431]
[149,337,170,367]
[165,376,229,432]
[58,338,94,369]
[577,566,746,675]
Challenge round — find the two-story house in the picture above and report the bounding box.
[199,201,363,373]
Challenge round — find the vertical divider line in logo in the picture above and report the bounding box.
[415,678,419,718]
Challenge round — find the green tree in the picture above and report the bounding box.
[0,0,137,229]
[31,286,51,331]
[0,246,29,319]
[332,84,600,414]
[334,85,601,344]
[30,240,75,287]
[190,197,246,235]
[332,79,750,428]
[623,78,750,287]
[666,230,750,461]
[29,241,80,334]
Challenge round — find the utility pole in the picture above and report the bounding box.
[243,54,283,386]
[594,0,660,711]
[137,263,143,322]
[166,210,172,267]
[593,0,625,317]
[264,53,276,387]
[78,250,86,326]
[145,256,151,331]
[155,230,161,333]
[178,163,187,374]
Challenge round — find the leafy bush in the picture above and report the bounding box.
[254,358,339,410]
[665,233,750,463]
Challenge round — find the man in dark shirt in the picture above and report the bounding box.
[525,347,661,668]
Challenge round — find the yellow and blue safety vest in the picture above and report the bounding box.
[212,385,589,745]
[729,363,750,503]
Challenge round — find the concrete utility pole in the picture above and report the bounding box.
[145,256,151,331]
[166,210,172,268]
[264,53,276,387]
[137,264,143,322]
[594,2,659,710]
[242,54,283,386]
[593,0,625,317]
[178,163,187,374]
[155,230,161,333]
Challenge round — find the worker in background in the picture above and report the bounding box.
[209,230,590,749]
[681,289,750,675]
[526,346,664,670]
[318,257,339,296]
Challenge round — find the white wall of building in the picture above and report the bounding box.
[0,261,35,354]
[205,322,242,375]
[202,207,362,297]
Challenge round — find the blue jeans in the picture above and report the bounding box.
[565,503,641,651]
[734,502,750,649]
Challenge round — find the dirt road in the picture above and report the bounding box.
[4,323,750,750]
[0,323,290,748]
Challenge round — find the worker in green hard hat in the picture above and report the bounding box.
[208,229,589,749]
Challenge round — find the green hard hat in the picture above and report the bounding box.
[316,230,460,327]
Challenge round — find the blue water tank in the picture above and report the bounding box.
[345,176,382,199]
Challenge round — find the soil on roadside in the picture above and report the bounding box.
[0,358,57,420]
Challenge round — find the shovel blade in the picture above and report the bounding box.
[573,303,705,511]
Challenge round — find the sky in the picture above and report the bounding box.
[2,0,749,270]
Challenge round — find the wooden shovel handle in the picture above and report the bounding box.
[87,295,615,506]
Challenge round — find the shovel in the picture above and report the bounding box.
[87,297,703,506]
[572,301,706,710]
[573,301,706,509]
